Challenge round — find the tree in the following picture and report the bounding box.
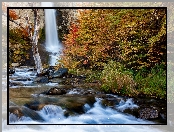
[9,9,43,74]
[61,9,166,71]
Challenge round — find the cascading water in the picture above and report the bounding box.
[41,2,62,66]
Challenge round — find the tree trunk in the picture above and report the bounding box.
[31,9,43,74]
[8,9,43,74]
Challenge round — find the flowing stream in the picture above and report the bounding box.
[7,67,160,125]
[3,67,167,132]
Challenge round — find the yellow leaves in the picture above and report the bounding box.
[61,9,166,70]
[14,50,20,54]
[9,27,31,64]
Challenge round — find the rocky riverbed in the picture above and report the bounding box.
[8,66,167,124]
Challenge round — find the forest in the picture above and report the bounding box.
[9,8,167,99]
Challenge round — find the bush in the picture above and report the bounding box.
[134,64,166,99]
[60,9,166,71]
[100,61,137,96]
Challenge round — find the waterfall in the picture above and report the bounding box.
[41,2,62,66]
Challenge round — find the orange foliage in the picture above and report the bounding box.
[61,9,166,70]
[9,10,19,20]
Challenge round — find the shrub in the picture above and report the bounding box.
[100,61,137,96]
[134,63,166,99]
[60,9,166,71]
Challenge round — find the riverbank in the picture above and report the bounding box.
[67,61,166,100]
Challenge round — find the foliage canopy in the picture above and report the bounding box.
[60,8,166,71]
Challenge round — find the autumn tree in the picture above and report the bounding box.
[60,8,166,71]
[9,9,43,74]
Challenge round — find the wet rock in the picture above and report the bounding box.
[9,106,24,118]
[24,94,96,116]
[85,95,96,107]
[9,81,24,87]
[63,95,95,114]
[9,106,45,122]
[66,102,84,114]
[121,98,167,123]
[136,98,166,120]
[36,66,56,77]
[38,69,50,77]
[127,109,140,118]
[24,101,46,111]
[34,76,49,83]
[64,110,73,117]
[46,87,67,95]
[101,98,121,108]
[50,68,68,78]
[139,107,159,119]
[9,69,15,74]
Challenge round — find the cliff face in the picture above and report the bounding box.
[3,2,80,67]
[3,2,79,30]
[8,9,45,31]
[2,2,43,27]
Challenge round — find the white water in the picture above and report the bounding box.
[8,67,157,125]
[8,98,155,125]
[41,2,62,66]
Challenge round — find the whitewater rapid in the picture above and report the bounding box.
[7,67,158,125]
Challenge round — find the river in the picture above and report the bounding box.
[2,66,171,132]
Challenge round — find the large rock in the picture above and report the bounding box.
[24,101,46,111]
[120,98,167,123]
[138,107,159,119]
[24,94,96,116]
[50,68,68,78]
[101,97,122,108]
[46,87,67,95]
[9,106,45,122]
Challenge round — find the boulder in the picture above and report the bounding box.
[50,68,68,78]
[101,98,121,108]
[138,107,159,119]
[9,106,45,122]
[24,94,96,116]
[24,101,46,111]
[46,87,67,95]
